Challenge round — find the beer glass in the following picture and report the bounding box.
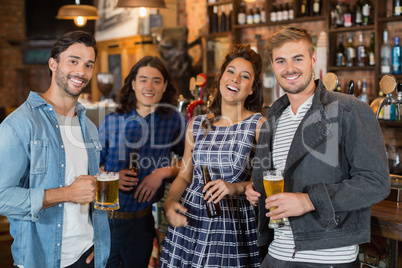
[94,172,120,210]
[263,170,286,228]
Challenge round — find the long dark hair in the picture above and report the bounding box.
[50,31,97,76]
[116,56,178,115]
[205,44,263,127]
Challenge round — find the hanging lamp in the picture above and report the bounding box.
[56,0,99,27]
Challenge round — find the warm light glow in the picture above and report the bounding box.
[244,0,256,2]
[74,16,87,27]
[139,7,147,18]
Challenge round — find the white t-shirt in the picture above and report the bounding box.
[57,114,94,267]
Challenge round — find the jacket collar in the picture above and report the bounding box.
[267,80,334,173]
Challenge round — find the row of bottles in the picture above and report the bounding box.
[270,2,294,22]
[330,0,372,28]
[380,29,402,75]
[238,3,266,25]
[209,4,233,33]
[335,32,375,67]
[333,78,370,103]
[300,0,322,17]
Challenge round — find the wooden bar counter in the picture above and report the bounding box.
[371,200,402,267]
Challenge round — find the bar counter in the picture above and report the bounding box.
[371,200,402,267]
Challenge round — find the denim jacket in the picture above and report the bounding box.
[252,80,390,253]
[0,92,110,268]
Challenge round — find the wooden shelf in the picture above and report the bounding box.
[207,0,232,7]
[328,66,376,72]
[329,25,375,33]
[377,16,402,22]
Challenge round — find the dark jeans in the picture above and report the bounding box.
[64,246,94,268]
[261,253,360,268]
[106,213,156,268]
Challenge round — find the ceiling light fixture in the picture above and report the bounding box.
[115,0,167,8]
[56,0,99,27]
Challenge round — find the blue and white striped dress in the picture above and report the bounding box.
[160,113,262,268]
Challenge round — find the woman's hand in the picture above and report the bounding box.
[202,179,234,203]
[164,199,188,227]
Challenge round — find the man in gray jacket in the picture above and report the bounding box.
[246,26,390,267]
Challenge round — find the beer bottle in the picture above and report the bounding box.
[125,149,139,192]
[201,165,221,218]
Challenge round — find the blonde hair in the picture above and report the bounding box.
[265,25,315,61]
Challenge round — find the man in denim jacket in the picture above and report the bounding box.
[246,26,390,267]
[0,31,110,267]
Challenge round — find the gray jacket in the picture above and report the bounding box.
[252,80,390,254]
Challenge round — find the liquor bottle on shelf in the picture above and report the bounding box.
[228,4,232,30]
[362,0,371,26]
[347,80,355,95]
[392,37,402,75]
[381,29,392,74]
[220,5,227,32]
[368,32,375,66]
[210,6,219,33]
[247,6,254,25]
[356,33,367,66]
[282,3,289,21]
[261,4,266,23]
[336,34,346,67]
[288,2,294,20]
[254,5,261,24]
[270,2,278,22]
[334,2,344,28]
[277,3,284,21]
[301,0,308,17]
[312,0,321,16]
[201,166,221,218]
[358,79,369,103]
[394,0,402,16]
[343,0,353,27]
[354,0,363,26]
[237,3,246,25]
[346,35,356,67]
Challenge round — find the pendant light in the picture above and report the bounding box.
[115,0,167,8]
[56,0,99,27]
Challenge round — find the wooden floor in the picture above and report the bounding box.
[0,216,15,267]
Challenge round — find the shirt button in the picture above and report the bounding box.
[61,145,64,149]
[57,243,60,247]
[56,125,59,128]
[59,185,63,188]
[49,108,53,111]
[34,141,37,145]
[59,204,62,207]
[61,164,64,168]
[58,224,61,227]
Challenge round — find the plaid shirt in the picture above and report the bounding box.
[99,107,187,212]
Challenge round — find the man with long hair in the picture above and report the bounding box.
[99,56,187,268]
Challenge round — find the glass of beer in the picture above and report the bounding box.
[94,172,120,210]
[263,170,286,228]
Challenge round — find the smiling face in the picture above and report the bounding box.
[50,43,95,98]
[271,40,317,96]
[132,65,167,114]
[219,57,254,105]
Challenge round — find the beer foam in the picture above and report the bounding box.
[263,175,283,181]
[97,172,119,181]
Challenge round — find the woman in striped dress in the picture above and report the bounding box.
[159,44,266,268]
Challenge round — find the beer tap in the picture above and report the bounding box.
[370,75,401,120]
[186,73,207,121]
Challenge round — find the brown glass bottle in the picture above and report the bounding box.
[201,165,221,218]
[125,149,139,193]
